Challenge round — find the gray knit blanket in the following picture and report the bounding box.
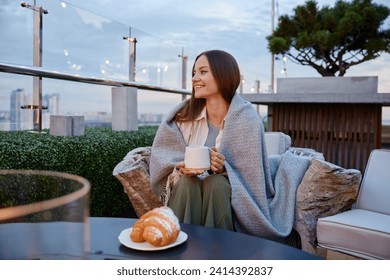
[150,93,311,240]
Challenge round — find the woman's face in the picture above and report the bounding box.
[192,55,219,99]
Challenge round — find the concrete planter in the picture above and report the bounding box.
[277,76,378,94]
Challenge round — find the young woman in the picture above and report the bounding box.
[149,50,306,240]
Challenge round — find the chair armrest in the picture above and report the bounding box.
[264,132,291,155]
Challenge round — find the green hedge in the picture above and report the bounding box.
[0,126,158,217]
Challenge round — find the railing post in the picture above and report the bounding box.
[255,80,261,94]
[127,36,137,82]
[271,0,275,93]
[179,48,188,101]
[33,5,43,132]
[255,80,260,114]
[20,2,48,132]
[240,75,244,94]
[111,35,138,131]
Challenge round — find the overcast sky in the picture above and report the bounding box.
[1,0,389,118]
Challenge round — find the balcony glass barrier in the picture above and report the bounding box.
[0,0,265,131]
[0,0,188,130]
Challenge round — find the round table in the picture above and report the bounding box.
[89,217,322,260]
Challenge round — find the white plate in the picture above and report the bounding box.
[118,227,188,251]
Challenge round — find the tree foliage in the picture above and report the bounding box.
[267,0,390,76]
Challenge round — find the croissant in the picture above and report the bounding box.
[130,206,180,247]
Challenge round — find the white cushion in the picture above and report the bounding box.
[264,132,291,156]
[356,149,390,215]
[317,209,390,259]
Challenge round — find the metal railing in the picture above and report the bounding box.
[0,62,190,95]
[0,62,191,131]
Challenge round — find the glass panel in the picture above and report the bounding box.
[131,27,183,89]
[0,73,33,131]
[132,27,185,120]
[41,78,112,128]
[0,1,33,66]
[38,0,129,79]
[0,0,191,130]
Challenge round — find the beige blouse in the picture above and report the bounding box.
[177,107,224,149]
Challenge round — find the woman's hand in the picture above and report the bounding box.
[210,147,226,174]
[175,161,205,177]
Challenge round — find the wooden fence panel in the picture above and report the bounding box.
[272,103,382,172]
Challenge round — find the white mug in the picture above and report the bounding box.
[184,146,211,170]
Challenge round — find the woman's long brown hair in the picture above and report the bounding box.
[176,50,241,122]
